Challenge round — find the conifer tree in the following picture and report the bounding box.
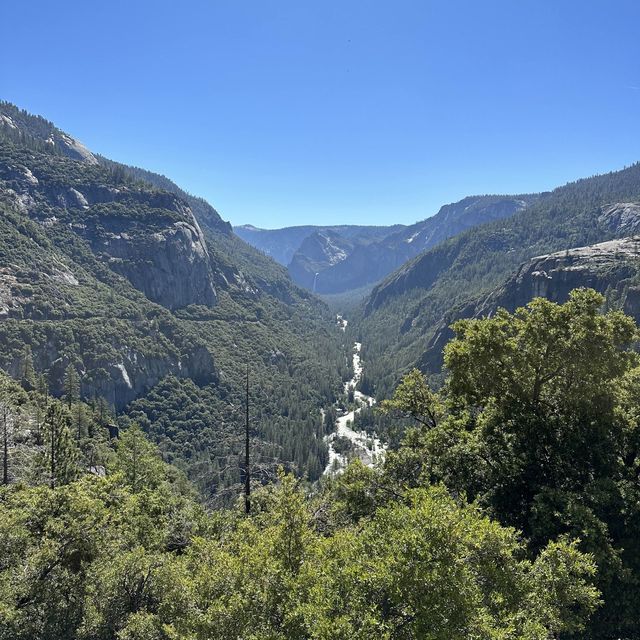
[64,364,80,408]
[114,423,164,492]
[40,404,79,489]
[20,344,36,391]
[33,373,49,445]
[36,372,49,402]
[1,400,16,485]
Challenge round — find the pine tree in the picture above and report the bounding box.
[34,373,49,445]
[1,400,16,485]
[21,344,36,391]
[64,364,80,408]
[75,402,87,441]
[40,404,79,489]
[93,395,111,430]
[114,424,164,492]
[36,372,49,401]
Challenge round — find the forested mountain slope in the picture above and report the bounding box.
[0,101,347,495]
[96,155,232,235]
[357,163,640,396]
[421,235,640,372]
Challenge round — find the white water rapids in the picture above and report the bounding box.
[323,317,386,475]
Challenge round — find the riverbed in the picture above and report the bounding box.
[324,333,386,475]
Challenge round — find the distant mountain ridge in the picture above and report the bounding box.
[236,194,536,295]
[234,223,404,266]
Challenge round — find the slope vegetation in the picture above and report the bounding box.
[357,163,640,395]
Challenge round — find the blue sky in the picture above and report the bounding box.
[3,1,640,228]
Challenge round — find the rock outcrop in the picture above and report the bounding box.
[419,236,640,373]
[0,101,98,164]
[598,202,640,235]
[3,330,216,410]
[0,152,218,310]
[288,230,355,290]
[98,219,218,310]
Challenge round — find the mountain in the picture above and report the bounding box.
[234,223,404,266]
[288,230,356,291]
[97,155,232,235]
[237,195,535,296]
[0,102,98,164]
[356,164,640,396]
[0,101,346,494]
[420,234,640,372]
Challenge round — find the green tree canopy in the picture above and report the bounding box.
[383,289,640,638]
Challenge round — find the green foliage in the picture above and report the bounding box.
[156,480,597,640]
[63,363,80,408]
[382,290,640,639]
[445,288,637,410]
[0,365,600,640]
[114,424,168,493]
[37,404,80,488]
[379,367,442,429]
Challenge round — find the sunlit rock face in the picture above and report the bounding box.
[420,235,640,373]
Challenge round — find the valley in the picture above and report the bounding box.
[0,101,348,497]
[235,195,536,297]
[5,2,640,637]
[3,99,640,639]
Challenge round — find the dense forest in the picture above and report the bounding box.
[0,102,350,500]
[4,290,634,639]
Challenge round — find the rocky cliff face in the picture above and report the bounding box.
[0,218,219,410]
[598,202,640,235]
[0,149,218,310]
[488,237,640,308]
[288,230,355,290]
[394,195,536,254]
[2,324,217,410]
[97,218,218,310]
[96,156,233,235]
[0,108,223,408]
[420,235,640,372]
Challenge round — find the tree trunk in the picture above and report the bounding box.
[244,365,251,515]
[2,408,8,485]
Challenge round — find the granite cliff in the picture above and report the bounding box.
[420,233,640,372]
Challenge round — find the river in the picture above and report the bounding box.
[324,318,386,475]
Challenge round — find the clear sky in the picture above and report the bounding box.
[3,1,640,228]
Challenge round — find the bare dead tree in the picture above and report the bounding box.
[244,364,251,514]
[1,401,14,485]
